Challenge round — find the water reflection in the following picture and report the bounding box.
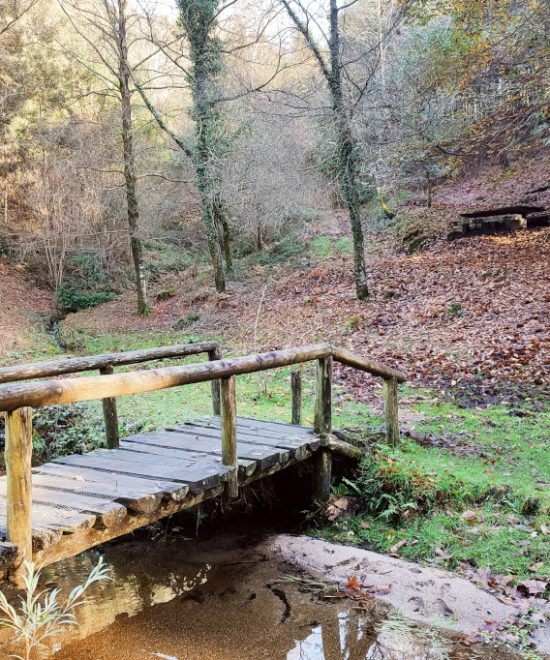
[0,536,518,660]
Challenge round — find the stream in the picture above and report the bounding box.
[0,526,523,660]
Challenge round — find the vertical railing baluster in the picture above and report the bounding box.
[314,356,332,437]
[220,375,238,498]
[383,377,399,447]
[291,370,302,425]
[208,347,222,416]
[100,364,119,448]
[313,356,332,502]
[6,406,33,582]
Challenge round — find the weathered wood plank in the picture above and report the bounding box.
[119,441,258,477]
[172,422,309,461]
[30,473,162,514]
[53,452,227,490]
[33,463,188,503]
[183,419,318,452]
[139,428,287,464]
[17,488,127,529]
[176,422,314,461]
[204,416,313,436]
[122,432,273,470]
[0,502,96,536]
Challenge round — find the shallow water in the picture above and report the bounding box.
[0,532,520,659]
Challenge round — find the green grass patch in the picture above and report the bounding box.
[317,392,549,580]
[310,236,353,259]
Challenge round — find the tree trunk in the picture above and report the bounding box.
[328,0,369,300]
[191,87,226,293]
[214,192,233,275]
[117,0,149,315]
[425,169,432,208]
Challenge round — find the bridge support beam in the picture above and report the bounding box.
[313,356,332,503]
[313,448,332,503]
[5,407,33,583]
[221,375,238,498]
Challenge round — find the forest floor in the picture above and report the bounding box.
[0,180,548,654]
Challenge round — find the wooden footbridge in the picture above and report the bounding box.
[0,342,405,582]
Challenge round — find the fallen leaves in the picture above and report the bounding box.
[516,580,548,597]
[461,509,478,524]
[325,496,360,522]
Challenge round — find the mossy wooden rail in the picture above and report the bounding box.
[0,342,222,448]
[0,343,405,582]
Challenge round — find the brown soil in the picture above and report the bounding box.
[0,261,56,359]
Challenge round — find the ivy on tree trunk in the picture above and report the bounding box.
[178,0,231,293]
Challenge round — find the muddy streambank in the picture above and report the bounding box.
[0,530,531,660]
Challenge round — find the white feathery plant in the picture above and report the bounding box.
[0,557,111,660]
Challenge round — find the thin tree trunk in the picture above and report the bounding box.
[214,192,233,274]
[425,169,432,208]
[117,0,148,314]
[328,0,369,299]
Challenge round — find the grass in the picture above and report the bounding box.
[317,392,549,581]
[310,236,353,259]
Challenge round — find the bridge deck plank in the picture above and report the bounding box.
[0,416,319,574]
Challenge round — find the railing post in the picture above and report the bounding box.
[208,347,222,416]
[383,377,400,447]
[220,375,238,498]
[100,365,119,448]
[5,407,33,580]
[291,371,302,425]
[313,356,332,503]
[314,356,332,437]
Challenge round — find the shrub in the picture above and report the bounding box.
[33,404,102,459]
[446,301,464,318]
[355,448,445,523]
[156,288,177,302]
[173,311,200,330]
[56,251,116,312]
[56,286,115,312]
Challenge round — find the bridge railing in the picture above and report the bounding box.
[0,342,405,573]
[0,341,222,449]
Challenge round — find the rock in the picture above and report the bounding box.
[267,534,550,655]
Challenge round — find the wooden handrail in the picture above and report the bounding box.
[0,343,406,411]
[0,341,220,384]
[331,346,406,383]
[0,344,331,410]
[0,341,222,449]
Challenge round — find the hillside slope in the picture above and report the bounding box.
[0,261,56,359]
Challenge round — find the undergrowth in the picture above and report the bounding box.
[316,394,549,581]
